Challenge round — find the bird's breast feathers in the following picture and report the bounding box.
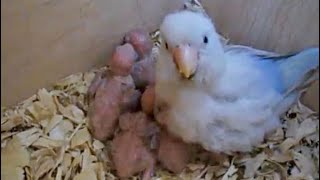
[155,50,284,153]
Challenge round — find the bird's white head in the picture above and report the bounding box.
[159,10,225,80]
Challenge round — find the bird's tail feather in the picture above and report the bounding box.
[275,48,319,95]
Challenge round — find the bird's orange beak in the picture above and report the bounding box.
[172,44,199,79]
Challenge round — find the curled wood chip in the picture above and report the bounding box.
[279,138,298,153]
[24,167,32,180]
[286,119,299,138]
[16,128,42,147]
[61,153,72,175]
[31,148,56,159]
[215,166,228,177]
[55,96,85,124]
[294,145,313,160]
[45,115,63,134]
[305,132,319,145]
[81,147,92,171]
[64,167,73,180]
[40,119,49,128]
[293,152,316,177]
[92,140,105,151]
[270,150,293,163]
[71,127,91,148]
[34,157,55,180]
[1,137,30,166]
[288,174,314,180]
[74,168,97,180]
[87,163,105,180]
[89,155,98,163]
[1,137,30,180]
[267,128,284,141]
[27,101,53,122]
[1,115,24,131]
[84,72,96,85]
[1,139,8,148]
[55,166,63,180]
[243,153,267,178]
[49,126,66,141]
[55,73,83,88]
[272,172,282,180]
[187,164,205,171]
[1,116,9,125]
[38,88,56,114]
[1,166,25,180]
[76,83,89,94]
[295,118,317,141]
[32,137,64,148]
[1,131,18,141]
[204,166,215,180]
[222,165,238,180]
[193,166,209,180]
[19,95,37,109]
[70,155,82,175]
[49,119,74,141]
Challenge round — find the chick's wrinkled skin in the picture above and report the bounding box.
[157,129,190,173]
[124,28,153,58]
[88,73,137,141]
[120,89,141,113]
[87,71,106,103]
[118,112,159,139]
[131,56,156,89]
[88,77,123,140]
[112,131,155,180]
[110,43,138,76]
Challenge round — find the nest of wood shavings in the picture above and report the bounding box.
[1,64,319,180]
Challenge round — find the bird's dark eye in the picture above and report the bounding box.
[203,36,208,44]
[165,42,169,49]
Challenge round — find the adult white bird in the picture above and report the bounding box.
[154,9,319,154]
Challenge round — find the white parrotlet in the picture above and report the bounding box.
[154,9,319,154]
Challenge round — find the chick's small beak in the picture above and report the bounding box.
[172,44,199,79]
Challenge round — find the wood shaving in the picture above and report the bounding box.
[221,159,238,180]
[70,127,91,148]
[1,136,30,180]
[1,2,318,179]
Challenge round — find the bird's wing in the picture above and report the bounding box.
[224,44,280,58]
[225,45,319,96]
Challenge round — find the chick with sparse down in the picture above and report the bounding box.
[155,9,319,154]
